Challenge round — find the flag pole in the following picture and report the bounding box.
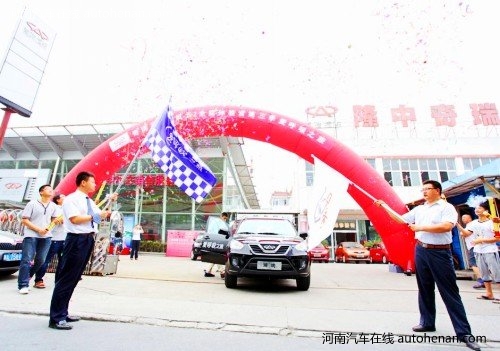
[101,98,172,209]
[349,182,408,224]
[349,181,378,202]
[99,143,146,210]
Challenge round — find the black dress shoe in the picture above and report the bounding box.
[66,316,80,322]
[461,335,481,351]
[412,324,436,332]
[49,321,73,330]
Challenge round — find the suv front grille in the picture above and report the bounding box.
[249,244,290,255]
[0,242,22,250]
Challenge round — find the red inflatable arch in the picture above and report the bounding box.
[55,106,415,272]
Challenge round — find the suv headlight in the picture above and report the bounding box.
[229,240,244,250]
[295,241,308,252]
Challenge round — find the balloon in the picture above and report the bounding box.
[55,106,415,272]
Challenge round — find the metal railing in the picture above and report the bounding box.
[0,208,24,235]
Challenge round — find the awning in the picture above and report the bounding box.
[442,159,500,199]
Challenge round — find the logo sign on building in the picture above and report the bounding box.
[0,8,56,117]
[0,177,28,202]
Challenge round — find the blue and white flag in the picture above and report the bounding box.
[144,106,217,203]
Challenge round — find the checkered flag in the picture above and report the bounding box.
[144,106,217,203]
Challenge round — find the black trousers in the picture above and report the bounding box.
[49,233,95,323]
[415,244,472,338]
[130,240,140,259]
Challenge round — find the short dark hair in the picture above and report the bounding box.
[52,194,63,204]
[76,171,95,186]
[221,212,229,218]
[423,180,442,194]
[39,184,51,193]
[478,201,489,211]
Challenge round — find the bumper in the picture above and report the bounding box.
[346,257,370,262]
[226,253,310,279]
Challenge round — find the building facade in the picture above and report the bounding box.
[292,104,499,247]
[0,124,258,242]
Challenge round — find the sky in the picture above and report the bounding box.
[0,0,499,205]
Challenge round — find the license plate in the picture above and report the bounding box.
[314,254,321,257]
[257,261,282,270]
[356,254,365,258]
[3,252,22,261]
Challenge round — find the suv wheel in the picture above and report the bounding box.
[190,250,198,261]
[296,275,310,291]
[0,269,18,276]
[224,272,237,289]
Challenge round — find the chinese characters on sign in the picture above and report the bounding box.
[327,103,499,128]
[470,103,500,126]
[110,174,172,187]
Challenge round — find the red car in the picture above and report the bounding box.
[369,242,390,264]
[308,243,330,263]
[335,241,371,264]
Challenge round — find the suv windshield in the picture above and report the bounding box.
[236,219,297,237]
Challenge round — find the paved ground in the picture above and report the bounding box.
[1,253,499,349]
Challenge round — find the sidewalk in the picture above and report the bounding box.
[1,253,499,347]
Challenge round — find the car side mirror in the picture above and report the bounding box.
[299,232,308,240]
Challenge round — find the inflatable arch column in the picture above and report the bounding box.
[55,106,416,272]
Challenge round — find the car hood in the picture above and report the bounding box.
[0,230,23,245]
[310,248,327,253]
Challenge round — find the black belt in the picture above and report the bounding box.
[68,232,96,235]
[417,240,450,249]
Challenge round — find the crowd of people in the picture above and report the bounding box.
[15,171,119,330]
[13,174,499,351]
[377,180,499,351]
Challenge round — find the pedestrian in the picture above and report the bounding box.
[130,224,143,260]
[48,171,116,330]
[33,194,66,288]
[204,212,229,278]
[112,231,123,255]
[18,185,58,294]
[464,202,500,301]
[375,180,480,351]
[457,213,485,289]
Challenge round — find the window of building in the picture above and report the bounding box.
[272,197,288,206]
[382,158,457,187]
[305,161,314,186]
[164,213,193,231]
[61,160,80,174]
[365,158,376,168]
[0,161,16,169]
[17,160,40,169]
[139,213,163,240]
[462,157,497,172]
